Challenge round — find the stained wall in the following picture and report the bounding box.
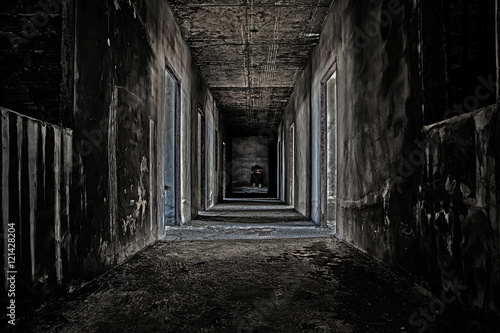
[0,0,221,297]
[283,0,499,317]
[417,107,500,314]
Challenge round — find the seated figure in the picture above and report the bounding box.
[250,165,264,188]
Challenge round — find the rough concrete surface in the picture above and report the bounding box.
[195,200,308,224]
[9,237,497,332]
[417,106,500,314]
[164,222,332,241]
[1,0,499,328]
[231,186,269,195]
[168,0,334,135]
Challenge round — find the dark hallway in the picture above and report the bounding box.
[1,0,500,331]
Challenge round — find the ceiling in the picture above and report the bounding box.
[168,0,334,136]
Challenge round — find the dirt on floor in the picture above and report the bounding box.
[6,237,499,332]
[195,200,309,223]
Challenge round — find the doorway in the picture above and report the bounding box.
[289,122,295,206]
[197,106,206,211]
[321,63,337,228]
[160,66,180,233]
[280,125,286,202]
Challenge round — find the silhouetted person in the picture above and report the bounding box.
[250,165,264,188]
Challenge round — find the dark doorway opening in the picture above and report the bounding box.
[198,106,206,211]
[289,122,295,206]
[224,134,278,199]
[321,63,337,228]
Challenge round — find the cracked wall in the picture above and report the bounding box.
[72,0,219,272]
[417,107,500,314]
[284,0,499,318]
[0,0,221,298]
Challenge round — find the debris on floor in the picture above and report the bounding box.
[11,237,497,332]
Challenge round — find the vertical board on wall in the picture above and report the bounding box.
[289,123,295,206]
[16,117,23,265]
[1,109,9,290]
[27,120,38,281]
[1,108,73,288]
[53,128,62,284]
[62,129,72,276]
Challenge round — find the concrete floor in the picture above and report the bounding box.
[166,200,332,241]
[9,201,498,332]
[195,200,310,224]
[231,186,269,195]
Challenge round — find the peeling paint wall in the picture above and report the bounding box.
[418,107,500,314]
[283,0,412,225]
[283,0,499,318]
[146,1,219,222]
[332,0,416,266]
[73,0,159,272]
[73,0,218,258]
[1,0,220,297]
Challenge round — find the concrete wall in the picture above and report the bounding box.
[0,0,74,127]
[0,0,220,296]
[206,102,223,209]
[231,137,269,186]
[284,0,500,317]
[282,63,312,217]
[333,0,417,263]
[73,0,219,259]
[417,107,500,314]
